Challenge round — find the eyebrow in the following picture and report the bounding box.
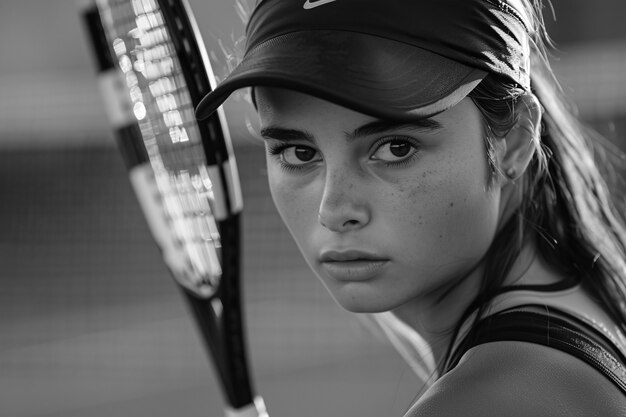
[347,119,442,141]
[260,126,314,142]
[260,118,442,143]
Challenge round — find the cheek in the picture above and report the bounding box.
[268,165,295,223]
[400,151,500,265]
[267,164,316,248]
[440,175,500,252]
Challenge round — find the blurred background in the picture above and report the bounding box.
[1,1,625,416]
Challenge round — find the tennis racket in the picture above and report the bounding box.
[81,1,267,416]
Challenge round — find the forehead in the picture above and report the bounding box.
[255,87,337,119]
[254,86,481,134]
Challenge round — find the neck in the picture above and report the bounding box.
[390,242,565,369]
[390,261,485,368]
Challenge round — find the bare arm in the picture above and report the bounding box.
[404,341,626,417]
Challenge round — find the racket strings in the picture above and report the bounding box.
[98,0,227,296]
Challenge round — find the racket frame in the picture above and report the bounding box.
[81,1,266,415]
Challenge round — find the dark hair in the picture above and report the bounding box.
[447,2,626,370]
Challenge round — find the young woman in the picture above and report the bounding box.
[196,0,626,414]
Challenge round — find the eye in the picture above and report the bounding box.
[371,137,420,164]
[281,145,320,165]
[266,143,322,171]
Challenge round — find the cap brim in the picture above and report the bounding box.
[196,30,486,121]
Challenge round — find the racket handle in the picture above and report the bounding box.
[226,396,268,417]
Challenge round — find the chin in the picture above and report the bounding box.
[340,304,388,314]
[328,286,400,314]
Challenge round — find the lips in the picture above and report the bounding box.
[320,249,387,262]
[319,250,389,281]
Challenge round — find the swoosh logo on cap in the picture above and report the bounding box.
[303,0,337,10]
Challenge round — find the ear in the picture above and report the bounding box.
[497,94,542,181]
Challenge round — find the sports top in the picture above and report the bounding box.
[444,283,626,393]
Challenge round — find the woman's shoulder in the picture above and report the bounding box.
[405,341,626,417]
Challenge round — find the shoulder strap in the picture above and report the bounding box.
[446,306,626,394]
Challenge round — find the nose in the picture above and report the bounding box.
[318,170,370,232]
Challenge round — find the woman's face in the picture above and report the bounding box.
[256,87,503,314]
